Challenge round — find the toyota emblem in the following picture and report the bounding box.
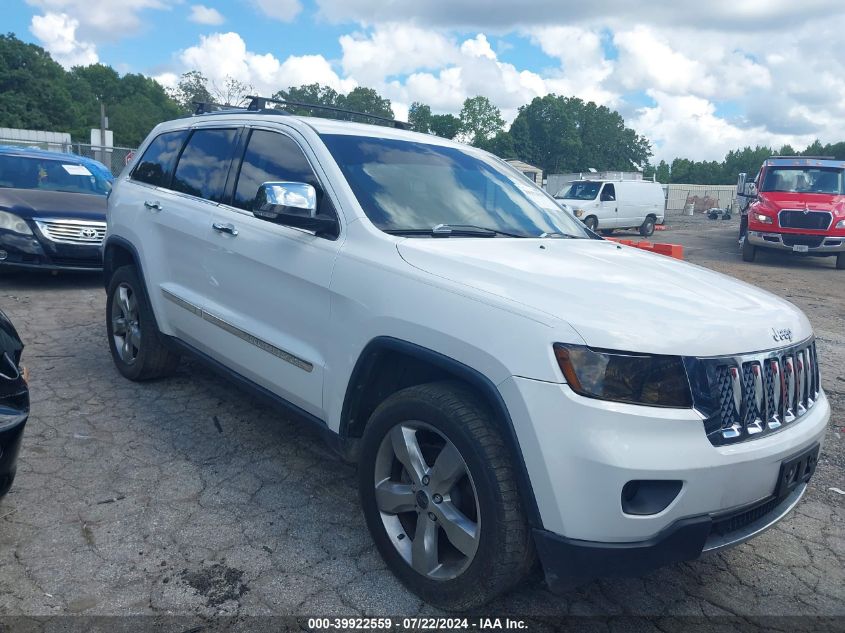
[81,228,98,239]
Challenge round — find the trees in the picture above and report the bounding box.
[458,96,504,146]
[408,102,432,133]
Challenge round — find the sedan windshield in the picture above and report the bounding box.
[558,182,601,201]
[320,134,587,238]
[0,155,112,195]
[761,166,844,195]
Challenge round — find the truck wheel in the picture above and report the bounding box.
[358,382,534,610]
[584,216,598,231]
[742,236,757,262]
[738,215,748,241]
[106,265,180,381]
[836,253,845,270]
[639,216,656,237]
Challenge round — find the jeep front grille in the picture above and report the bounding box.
[34,219,107,245]
[686,339,821,445]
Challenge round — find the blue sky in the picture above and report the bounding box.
[9,0,845,162]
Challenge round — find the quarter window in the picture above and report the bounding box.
[233,129,332,215]
[172,128,238,202]
[132,130,189,187]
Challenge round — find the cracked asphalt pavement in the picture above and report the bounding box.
[0,214,842,624]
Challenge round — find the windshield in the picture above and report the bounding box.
[558,182,601,201]
[320,134,587,238]
[0,155,112,195]
[761,166,844,195]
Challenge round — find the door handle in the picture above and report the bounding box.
[144,200,162,211]
[212,222,238,236]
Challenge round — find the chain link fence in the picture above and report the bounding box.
[0,138,136,176]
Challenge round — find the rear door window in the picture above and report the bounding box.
[132,130,189,187]
[172,128,239,203]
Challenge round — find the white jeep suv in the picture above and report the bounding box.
[104,100,830,609]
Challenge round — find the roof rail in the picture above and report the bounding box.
[245,95,409,130]
[193,101,248,115]
[768,155,836,160]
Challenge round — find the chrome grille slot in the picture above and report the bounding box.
[34,219,107,245]
[688,339,822,446]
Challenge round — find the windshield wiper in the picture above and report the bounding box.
[540,232,582,239]
[384,224,528,238]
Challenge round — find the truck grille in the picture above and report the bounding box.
[686,339,821,446]
[778,210,832,230]
[34,219,107,245]
[782,235,825,248]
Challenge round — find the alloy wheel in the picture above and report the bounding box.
[374,421,480,580]
[111,283,141,364]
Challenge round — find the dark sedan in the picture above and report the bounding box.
[0,146,112,271]
[0,308,27,498]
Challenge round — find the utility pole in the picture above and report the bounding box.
[99,99,107,162]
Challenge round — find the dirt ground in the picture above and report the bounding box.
[0,212,842,628]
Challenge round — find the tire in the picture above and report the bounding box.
[583,216,598,231]
[708,212,718,220]
[106,265,180,381]
[639,216,656,237]
[742,236,757,262]
[599,229,614,236]
[358,381,534,610]
[836,253,845,270]
[738,215,748,241]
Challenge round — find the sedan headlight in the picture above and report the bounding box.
[836,219,845,229]
[0,210,33,235]
[553,344,692,408]
[753,213,773,224]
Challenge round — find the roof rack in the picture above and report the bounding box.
[245,95,409,130]
[193,101,248,115]
[768,155,836,160]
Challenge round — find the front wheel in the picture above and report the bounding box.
[742,236,757,262]
[836,252,845,270]
[106,265,180,381]
[583,216,598,231]
[358,382,534,610]
[639,216,656,237]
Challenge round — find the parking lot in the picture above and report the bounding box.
[0,214,842,625]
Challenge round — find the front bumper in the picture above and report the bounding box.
[498,376,829,581]
[747,230,845,254]
[0,229,103,271]
[0,413,26,498]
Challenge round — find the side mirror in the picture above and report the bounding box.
[736,173,746,194]
[253,182,339,236]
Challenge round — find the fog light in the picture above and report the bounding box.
[0,250,7,261]
[621,480,683,515]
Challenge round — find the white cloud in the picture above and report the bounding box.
[251,0,302,22]
[189,5,225,25]
[26,0,169,41]
[176,32,356,97]
[30,12,98,67]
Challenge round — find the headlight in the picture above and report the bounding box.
[573,209,583,217]
[0,210,33,235]
[753,213,773,224]
[553,344,692,408]
[836,219,845,229]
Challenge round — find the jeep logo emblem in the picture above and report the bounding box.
[772,327,793,343]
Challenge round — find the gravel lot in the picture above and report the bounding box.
[0,213,842,627]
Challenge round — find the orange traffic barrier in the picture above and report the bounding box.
[607,237,684,260]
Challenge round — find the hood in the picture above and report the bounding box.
[0,188,106,220]
[397,238,812,357]
[758,191,845,216]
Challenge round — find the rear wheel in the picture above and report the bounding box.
[639,216,656,237]
[583,216,598,231]
[836,253,845,270]
[106,265,180,381]
[358,382,534,610]
[742,236,757,262]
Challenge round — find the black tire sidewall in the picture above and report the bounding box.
[359,388,513,609]
[105,266,159,380]
[742,236,756,262]
[584,216,598,231]
[640,217,655,236]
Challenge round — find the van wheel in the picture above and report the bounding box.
[742,237,757,262]
[639,216,656,237]
[584,216,598,231]
[358,382,534,610]
[106,265,180,381]
[836,253,845,269]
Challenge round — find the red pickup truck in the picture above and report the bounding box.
[738,157,845,269]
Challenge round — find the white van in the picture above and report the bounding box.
[556,179,665,236]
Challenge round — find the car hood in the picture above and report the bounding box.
[397,238,813,357]
[0,188,106,220]
[759,191,845,216]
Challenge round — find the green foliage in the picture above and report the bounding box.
[459,96,504,146]
[408,102,432,133]
[429,113,462,139]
